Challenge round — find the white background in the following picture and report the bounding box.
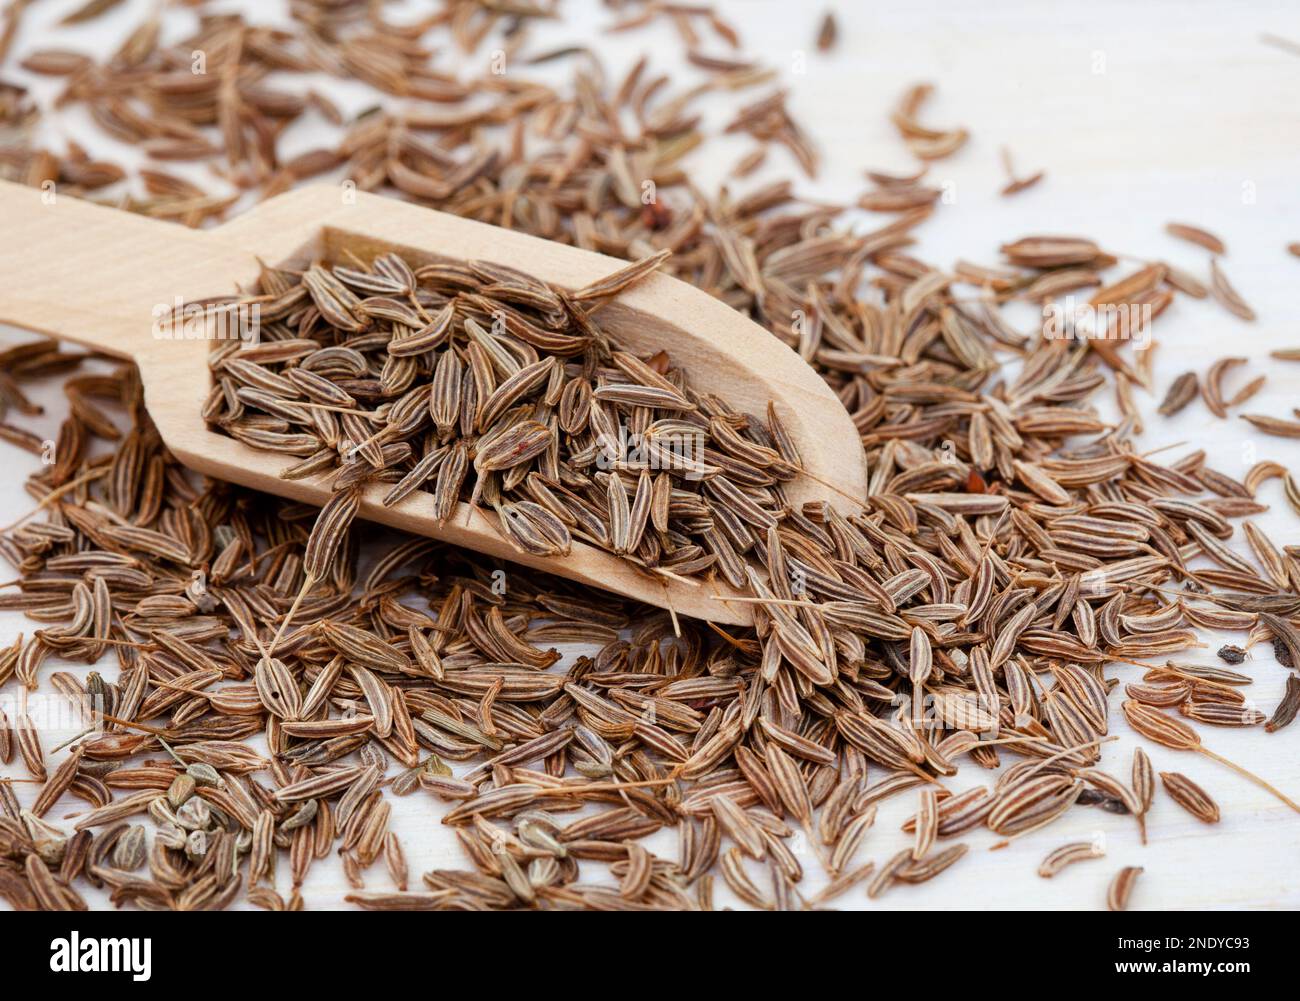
[2,0,1299,909]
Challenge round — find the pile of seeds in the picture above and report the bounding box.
[203,248,804,590]
[1,0,1299,911]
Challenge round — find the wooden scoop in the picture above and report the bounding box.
[0,180,866,625]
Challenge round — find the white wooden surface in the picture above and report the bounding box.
[2,0,1299,910]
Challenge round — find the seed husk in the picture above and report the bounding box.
[1107,866,1143,911]
[1165,222,1226,255]
[1159,771,1220,823]
[1241,414,1300,438]
[1038,840,1104,878]
[1157,372,1198,417]
[1265,676,1300,733]
[1209,259,1256,321]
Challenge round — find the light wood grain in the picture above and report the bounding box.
[0,180,867,624]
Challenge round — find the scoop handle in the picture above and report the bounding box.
[0,180,252,360]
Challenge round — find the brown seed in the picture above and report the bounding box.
[302,486,362,581]
[1122,701,1199,750]
[896,843,968,883]
[1242,413,1300,438]
[1209,259,1256,321]
[1159,772,1220,823]
[1107,866,1143,911]
[912,788,938,861]
[1201,357,1245,419]
[1157,371,1198,417]
[1038,840,1104,878]
[1165,222,1226,255]
[866,848,913,900]
[815,11,837,52]
[1131,747,1155,844]
[1265,676,1300,733]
